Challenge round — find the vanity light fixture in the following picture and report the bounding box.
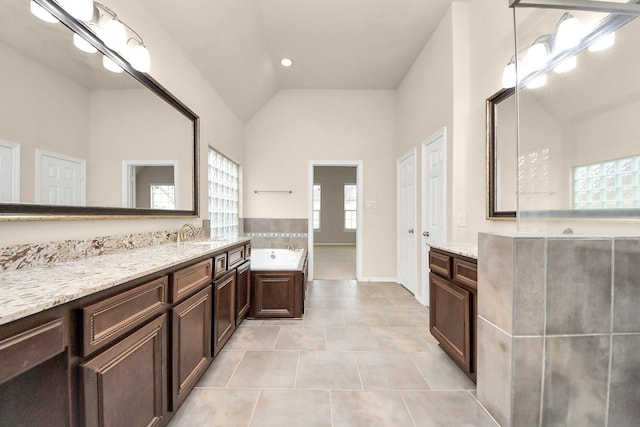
[102,56,123,73]
[30,1,59,23]
[525,35,551,72]
[73,32,97,53]
[554,56,576,73]
[553,13,581,52]
[280,57,294,67]
[57,0,94,21]
[527,73,547,89]
[588,31,615,52]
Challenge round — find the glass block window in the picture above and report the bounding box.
[208,148,239,239]
[573,156,640,209]
[344,184,357,230]
[313,184,321,230]
[150,185,175,209]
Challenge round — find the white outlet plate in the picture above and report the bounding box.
[456,213,466,227]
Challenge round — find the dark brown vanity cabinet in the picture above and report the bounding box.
[80,314,168,427]
[429,249,477,382]
[236,261,251,324]
[213,270,236,357]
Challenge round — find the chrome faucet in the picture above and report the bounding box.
[177,224,198,243]
[285,241,295,250]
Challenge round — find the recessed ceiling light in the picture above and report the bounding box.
[280,58,293,68]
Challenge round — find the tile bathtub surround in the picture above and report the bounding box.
[243,218,307,249]
[477,232,640,427]
[0,226,206,272]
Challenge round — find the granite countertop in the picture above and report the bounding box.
[0,237,250,326]
[428,242,478,259]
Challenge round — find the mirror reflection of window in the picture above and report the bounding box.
[344,184,357,230]
[150,185,175,210]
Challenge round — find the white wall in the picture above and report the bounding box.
[243,89,397,279]
[0,0,243,246]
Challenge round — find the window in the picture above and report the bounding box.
[312,184,321,230]
[208,148,239,239]
[344,184,357,230]
[573,156,640,209]
[150,184,175,209]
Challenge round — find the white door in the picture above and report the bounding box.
[36,149,86,206]
[422,128,447,304]
[397,149,417,294]
[0,140,20,202]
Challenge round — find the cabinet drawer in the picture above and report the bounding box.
[244,242,252,260]
[429,250,451,277]
[0,318,66,384]
[81,276,168,356]
[453,258,477,289]
[228,246,245,269]
[170,259,212,303]
[213,253,228,279]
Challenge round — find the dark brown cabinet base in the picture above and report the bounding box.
[429,248,477,382]
[213,270,236,356]
[250,271,303,318]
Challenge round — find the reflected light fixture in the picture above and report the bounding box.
[280,58,294,67]
[58,0,94,21]
[527,74,547,89]
[73,33,97,53]
[30,1,59,23]
[589,31,615,52]
[554,56,576,73]
[102,56,123,73]
[525,35,551,72]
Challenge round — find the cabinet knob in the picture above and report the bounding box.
[423,231,430,237]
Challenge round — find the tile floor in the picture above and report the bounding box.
[168,280,498,426]
[313,245,356,280]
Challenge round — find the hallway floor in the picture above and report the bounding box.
[168,280,497,426]
[313,245,356,280]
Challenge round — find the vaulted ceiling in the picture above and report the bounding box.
[144,0,454,121]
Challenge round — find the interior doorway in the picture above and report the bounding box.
[308,161,363,281]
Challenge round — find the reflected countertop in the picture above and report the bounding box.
[428,242,478,260]
[0,237,250,326]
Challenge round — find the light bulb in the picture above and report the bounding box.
[100,17,126,51]
[58,0,94,21]
[280,58,293,67]
[502,62,516,88]
[73,33,97,53]
[554,14,581,52]
[103,56,123,73]
[527,74,547,89]
[554,56,576,73]
[589,32,615,52]
[126,41,151,72]
[30,1,59,23]
[525,42,549,72]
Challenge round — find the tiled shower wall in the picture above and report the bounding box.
[477,233,640,426]
[243,218,308,250]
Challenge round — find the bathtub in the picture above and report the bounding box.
[250,249,306,271]
[249,249,307,318]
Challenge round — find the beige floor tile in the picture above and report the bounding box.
[370,326,433,352]
[344,310,390,327]
[356,352,429,390]
[228,351,299,388]
[331,390,416,427]
[197,350,245,387]
[295,351,362,390]
[169,388,259,427]
[326,326,380,351]
[302,308,347,327]
[274,326,326,350]
[224,325,281,350]
[382,309,429,327]
[249,389,332,427]
[402,390,499,426]
[410,350,477,390]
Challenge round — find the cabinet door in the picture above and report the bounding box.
[236,261,251,324]
[250,272,299,318]
[213,270,236,357]
[171,287,212,411]
[80,314,167,427]
[429,273,471,373]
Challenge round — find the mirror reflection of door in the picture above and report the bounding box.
[0,140,20,203]
[122,161,177,209]
[35,149,86,206]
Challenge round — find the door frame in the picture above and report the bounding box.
[35,148,86,205]
[0,139,21,203]
[122,160,179,208]
[421,127,447,306]
[308,160,363,281]
[397,148,417,295]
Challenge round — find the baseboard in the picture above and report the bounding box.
[314,243,357,246]
[357,276,398,283]
[414,293,428,307]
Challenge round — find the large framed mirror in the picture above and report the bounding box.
[0,0,198,219]
[486,87,517,220]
